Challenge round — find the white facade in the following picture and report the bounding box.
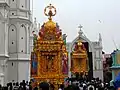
[0,0,32,86]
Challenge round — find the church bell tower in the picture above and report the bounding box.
[7,0,32,83]
[0,0,9,86]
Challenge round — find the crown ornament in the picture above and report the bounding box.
[44,4,57,20]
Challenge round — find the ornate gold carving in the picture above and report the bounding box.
[31,4,68,89]
[44,20,56,33]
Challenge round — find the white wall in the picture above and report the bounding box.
[18,61,29,82]
[27,0,30,10]
[10,0,17,8]
[19,0,26,9]
[19,0,30,10]
[7,61,18,82]
[10,11,17,16]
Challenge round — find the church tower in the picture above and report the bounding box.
[7,0,32,83]
[92,33,103,80]
[0,0,9,86]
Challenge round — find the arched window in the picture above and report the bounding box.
[19,24,27,53]
[8,25,17,53]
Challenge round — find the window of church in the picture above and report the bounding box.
[12,29,14,31]
[12,0,14,1]
[21,50,23,52]
[21,24,24,27]
[22,5,24,8]
[12,42,14,44]
[21,37,23,39]
[12,13,14,15]
[12,63,13,66]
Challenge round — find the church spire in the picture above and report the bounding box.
[34,17,37,23]
[98,33,103,49]
[99,33,102,42]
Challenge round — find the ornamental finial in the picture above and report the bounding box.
[44,4,57,20]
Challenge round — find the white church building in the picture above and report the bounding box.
[0,0,33,86]
[0,0,103,86]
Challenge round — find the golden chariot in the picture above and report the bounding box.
[71,40,88,75]
[30,4,68,89]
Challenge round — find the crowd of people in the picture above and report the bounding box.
[0,73,118,90]
[0,80,32,90]
[63,77,115,90]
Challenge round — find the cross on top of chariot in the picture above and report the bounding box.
[44,4,57,20]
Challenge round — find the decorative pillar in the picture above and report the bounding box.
[68,44,71,78]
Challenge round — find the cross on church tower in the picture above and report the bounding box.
[78,24,83,35]
[78,24,83,30]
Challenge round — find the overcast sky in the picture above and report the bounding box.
[31,0,120,53]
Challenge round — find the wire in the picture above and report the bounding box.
[112,37,118,50]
